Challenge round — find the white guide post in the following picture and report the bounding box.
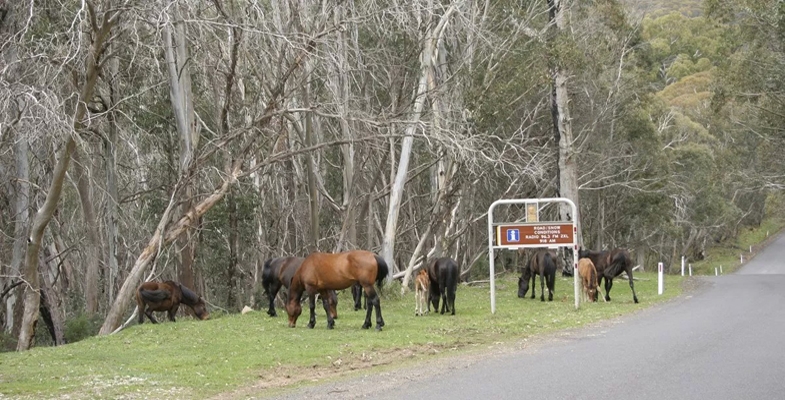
[657,262,664,295]
[681,256,685,276]
[488,198,580,313]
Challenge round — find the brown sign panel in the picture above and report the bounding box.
[496,223,575,247]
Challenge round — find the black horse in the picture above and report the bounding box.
[262,256,338,318]
[578,248,639,303]
[426,257,459,315]
[518,249,557,302]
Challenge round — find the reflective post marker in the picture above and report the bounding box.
[658,262,664,295]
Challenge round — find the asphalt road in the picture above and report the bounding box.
[272,235,785,400]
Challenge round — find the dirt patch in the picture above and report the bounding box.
[211,343,460,400]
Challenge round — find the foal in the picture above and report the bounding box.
[414,268,429,316]
[577,258,604,303]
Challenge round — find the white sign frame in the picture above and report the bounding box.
[487,198,580,313]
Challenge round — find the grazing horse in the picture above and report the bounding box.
[286,250,388,330]
[426,257,459,315]
[414,268,429,316]
[351,283,367,311]
[518,249,557,302]
[577,257,602,303]
[261,256,338,319]
[136,280,209,324]
[578,248,639,303]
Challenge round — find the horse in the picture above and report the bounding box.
[286,250,388,330]
[414,268,429,316]
[426,257,459,315]
[261,256,338,319]
[578,248,639,303]
[577,257,602,303]
[136,280,209,324]
[518,249,557,302]
[351,283,367,311]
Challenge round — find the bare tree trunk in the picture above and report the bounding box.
[303,59,320,253]
[163,6,199,290]
[17,138,75,350]
[227,187,238,309]
[17,3,117,350]
[6,132,28,335]
[550,0,581,245]
[382,6,457,275]
[2,0,27,337]
[39,245,65,345]
[103,46,120,305]
[71,147,101,315]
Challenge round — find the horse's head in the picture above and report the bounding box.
[578,247,590,259]
[192,298,210,320]
[517,275,529,298]
[286,297,301,328]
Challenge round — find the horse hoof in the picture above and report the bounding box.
[268,312,276,317]
[361,324,371,329]
[634,297,639,304]
[375,326,383,332]
[307,323,315,329]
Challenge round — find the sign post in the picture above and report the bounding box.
[658,262,664,295]
[488,198,580,313]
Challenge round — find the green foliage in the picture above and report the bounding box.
[64,314,104,344]
[0,273,682,398]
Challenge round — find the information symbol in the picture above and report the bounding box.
[507,229,520,242]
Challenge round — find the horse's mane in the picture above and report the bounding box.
[178,283,201,305]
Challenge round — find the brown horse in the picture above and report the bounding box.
[518,249,557,301]
[262,256,338,318]
[136,280,209,324]
[577,257,601,303]
[286,250,388,330]
[578,248,639,303]
[414,268,429,316]
[427,257,459,315]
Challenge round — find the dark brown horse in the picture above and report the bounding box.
[426,257,459,315]
[518,249,557,301]
[136,280,209,324]
[286,250,388,330]
[261,256,338,318]
[578,248,639,303]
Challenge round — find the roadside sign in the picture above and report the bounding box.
[496,223,574,247]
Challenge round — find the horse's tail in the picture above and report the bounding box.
[261,258,274,293]
[374,255,389,289]
[445,259,459,293]
[139,289,170,303]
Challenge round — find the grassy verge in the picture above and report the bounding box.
[691,216,785,275]
[0,272,682,399]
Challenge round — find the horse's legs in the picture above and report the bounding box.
[604,277,613,302]
[167,308,177,322]
[267,282,282,317]
[530,273,536,299]
[627,268,639,303]
[145,308,158,324]
[539,270,546,302]
[306,292,317,329]
[547,272,554,301]
[440,291,447,314]
[320,291,335,329]
[361,285,384,330]
[447,289,456,315]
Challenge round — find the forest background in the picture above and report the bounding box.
[1,0,784,350]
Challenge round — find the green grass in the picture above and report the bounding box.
[0,272,682,399]
[692,216,785,275]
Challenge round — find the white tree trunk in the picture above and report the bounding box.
[381,6,456,275]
